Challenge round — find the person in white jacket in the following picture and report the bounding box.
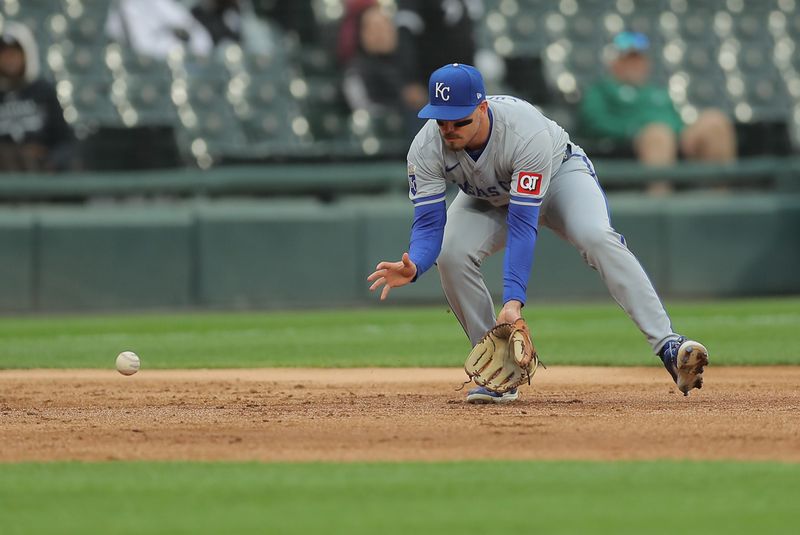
[106,0,213,60]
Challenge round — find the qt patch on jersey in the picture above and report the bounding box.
[516,172,543,195]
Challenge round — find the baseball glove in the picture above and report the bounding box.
[462,318,541,393]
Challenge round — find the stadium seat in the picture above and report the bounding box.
[61,75,122,129]
[347,108,407,158]
[46,9,108,46]
[106,46,172,78]
[565,12,602,45]
[48,41,110,78]
[291,75,350,143]
[239,76,290,110]
[234,109,308,161]
[178,62,231,109]
[173,104,248,166]
[786,11,800,39]
[113,75,176,127]
[102,45,176,127]
[737,77,790,122]
[729,11,771,43]
[219,40,293,80]
[682,47,719,75]
[1,0,56,31]
[685,75,732,112]
[165,55,249,165]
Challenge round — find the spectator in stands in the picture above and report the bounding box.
[190,0,276,55]
[106,0,214,60]
[337,0,377,66]
[395,0,484,116]
[191,0,241,46]
[340,2,418,136]
[580,31,737,170]
[252,0,316,46]
[0,22,77,172]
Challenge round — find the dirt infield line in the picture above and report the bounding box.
[1,367,799,462]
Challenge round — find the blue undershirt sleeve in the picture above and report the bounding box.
[408,200,446,281]
[503,202,540,305]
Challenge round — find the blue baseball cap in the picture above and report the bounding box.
[613,31,650,54]
[418,63,486,121]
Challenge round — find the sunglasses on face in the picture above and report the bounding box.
[436,118,474,128]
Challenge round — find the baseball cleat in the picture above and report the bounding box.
[659,337,709,396]
[466,386,519,404]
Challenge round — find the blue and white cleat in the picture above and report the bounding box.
[659,337,709,396]
[466,385,519,404]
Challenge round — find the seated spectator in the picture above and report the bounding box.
[395,0,483,117]
[340,3,419,140]
[191,0,276,55]
[192,0,241,46]
[579,32,736,172]
[106,0,214,60]
[252,0,316,46]
[337,0,377,67]
[0,22,77,172]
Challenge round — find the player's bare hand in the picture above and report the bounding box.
[497,299,523,324]
[367,252,417,300]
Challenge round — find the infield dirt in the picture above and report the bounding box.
[1,367,799,462]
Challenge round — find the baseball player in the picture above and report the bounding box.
[367,63,708,403]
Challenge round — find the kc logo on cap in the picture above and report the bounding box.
[435,82,451,101]
[418,63,487,121]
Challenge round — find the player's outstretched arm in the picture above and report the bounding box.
[367,252,418,300]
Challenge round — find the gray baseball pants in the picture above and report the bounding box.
[436,149,676,353]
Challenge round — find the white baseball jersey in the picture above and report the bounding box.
[407,95,571,209]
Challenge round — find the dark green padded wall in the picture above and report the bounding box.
[343,197,445,302]
[0,211,35,311]
[779,197,800,294]
[196,201,362,307]
[36,208,194,310]
[0,192,797,313]
[666,194,787,297]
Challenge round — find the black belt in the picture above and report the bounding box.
[562,143,573,162]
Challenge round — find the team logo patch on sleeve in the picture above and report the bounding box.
[408,162,418,195]
[516,172,543,195]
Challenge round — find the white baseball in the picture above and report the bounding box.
[116,351,141,376]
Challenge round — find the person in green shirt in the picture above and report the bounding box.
[579,31,736,171]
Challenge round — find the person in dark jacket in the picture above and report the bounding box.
[191,0,241,46]
[341,3,419,140]
[190,0,277,55]
[0,21,77,172]
[394,0,484,114]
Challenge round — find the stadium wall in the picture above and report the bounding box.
[0,194,798,312]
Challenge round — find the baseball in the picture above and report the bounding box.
[116,351,140,376]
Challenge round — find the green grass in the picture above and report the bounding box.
[0,461,798,535]
[0,297,798,369]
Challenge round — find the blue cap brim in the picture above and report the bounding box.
[417,103,478,121]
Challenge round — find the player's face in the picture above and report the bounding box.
[436,103,486,151]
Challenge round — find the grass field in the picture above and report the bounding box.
[2,296,799,534]
[1,296,799,369]
[2,461,799,535]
